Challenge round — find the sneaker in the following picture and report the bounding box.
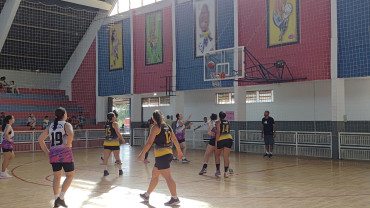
[144,159,150,164]
[224,172,229,178]
[268,154,273,158]
[0,172,12,179]
[100,156,104,161]
[172,157,178,161]
[182,158,190,163]
[164,197,180,206]
[198,168,207,175]
[215,170,221,177]
[229,168,234,175]
[140,193,149,202]
[263,153,269,157]
[104,170,109,176]
[119,169,123,176]
[54,197,68,208]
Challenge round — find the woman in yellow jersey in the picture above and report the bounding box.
[103,112,125,176]
[214,111,233,178]
[137,110,183,206]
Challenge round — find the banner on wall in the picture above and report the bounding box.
[109,22,124,70]
[267,0,300,48]
[145,10,163,65]
[194,0,216,58]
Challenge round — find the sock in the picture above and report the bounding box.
[0,172,4,176]
[270,152,273,155]
[145,192,149,197]
[172,196,178,200]
[266,151,269,154]
[202,163,208,169]
[224,167,229,172]
[119,166,122,170]
[54,195,58,200]
[104,165,108,171]
[182,157,186,160]
[216,164,220,171]
[59,192,65,200]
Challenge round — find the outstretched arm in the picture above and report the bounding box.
[137,126,158,161]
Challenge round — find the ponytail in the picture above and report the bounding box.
[153,110,163,128]
[176,113,180,121]
[53,107,66,130]
[2,115,13,131]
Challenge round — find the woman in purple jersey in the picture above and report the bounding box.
[38,107,74,208]
[1,115,15,179]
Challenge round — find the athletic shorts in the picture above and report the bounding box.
[104,146,120,151]
[178,139,185,144]
[51,162,75,172]
[208,138,216,146]
[2,148,13,152]
[155,154,173,170]
[264,135,275,145]
[217,139,233,149]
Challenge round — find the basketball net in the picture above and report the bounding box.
[210,72,222,87]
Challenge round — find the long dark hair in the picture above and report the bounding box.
[153,110,163,128]
[2,115,13,131]
[107,112,115,122]
[176,113,180,121]
[53,107,66,130]
[219,111,226,120]
[210,113,217,121]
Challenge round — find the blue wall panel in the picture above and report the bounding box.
[98,18,131,96]
[338,0,370,78]
[176,0,234,91]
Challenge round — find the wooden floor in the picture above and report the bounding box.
[1,145,370,208]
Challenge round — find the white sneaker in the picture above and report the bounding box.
[0,172,12,179]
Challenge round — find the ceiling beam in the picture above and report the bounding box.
[61,0,112,10]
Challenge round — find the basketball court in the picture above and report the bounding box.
[1,145,370,207]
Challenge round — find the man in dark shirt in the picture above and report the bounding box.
[261,111,276,158]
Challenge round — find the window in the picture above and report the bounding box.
[246,90,273,103]
[216,93,234,104]
[110,0,164,16]
[142,96,170,107]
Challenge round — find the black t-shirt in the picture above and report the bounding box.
[262,117,275,135]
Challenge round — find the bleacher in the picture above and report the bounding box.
[0,88,101,131]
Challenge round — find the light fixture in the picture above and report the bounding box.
[154,93,157,96]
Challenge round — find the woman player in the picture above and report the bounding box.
[214,111,233,178]
[198,113,217,175]
[137,110,183,206]
[38,107,74,207]
[172,113,192,163]
[103,112,125,176]
[1,115,15,179]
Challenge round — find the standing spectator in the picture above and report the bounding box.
[71,116,80,129]
[0,112,5,126]
[7,81,20,94]
[165,115,173,127]
[262,111,276,158]
[194,117,208,131]
[27,113,37,130]
[78,112,85,129]
[42,116,50,129]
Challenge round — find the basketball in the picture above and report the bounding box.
[208,61,215,69]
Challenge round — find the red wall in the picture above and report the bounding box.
[133,7,173,94]
[71,39,96,118]
[238,0,331,85]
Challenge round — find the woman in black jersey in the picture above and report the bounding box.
[137,110,183,206]
[214,111,233,178]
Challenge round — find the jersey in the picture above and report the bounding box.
[2,124,15,149]
[219,119,232,141]
[49,121,74,163]
[154,124,173,157]
[210,120,216,139]
[104,121,120,146]
[175,120,185,140]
